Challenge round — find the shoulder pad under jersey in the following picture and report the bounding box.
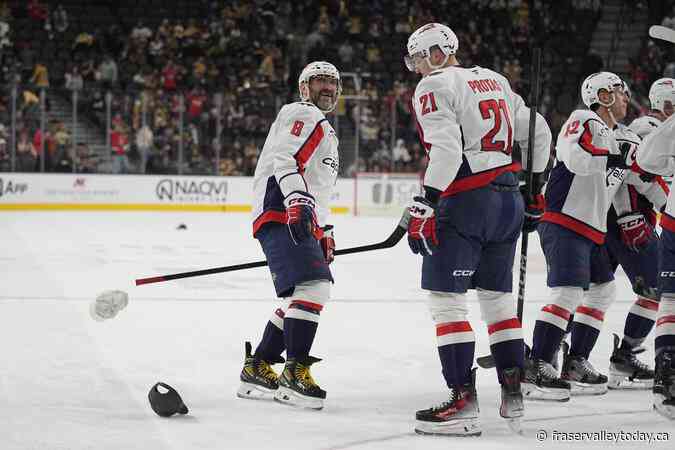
[614,123,641,143]
[278,101,325,123]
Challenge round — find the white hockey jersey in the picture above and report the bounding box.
[542,109,625,244]
[628,114,662,139]
[251,102,339,236]
[412,65,551,197]
[611,124,668,225]
[635,114,675,233]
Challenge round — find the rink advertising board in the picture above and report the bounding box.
[0,173,352,214]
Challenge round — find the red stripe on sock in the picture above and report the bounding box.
[488,318,521,335]
[542,304,571,320]
[636,298,659,311]
[289,299,323,312]
[656,315,675,327]
[576,305,605,321]
[436,321,472,336]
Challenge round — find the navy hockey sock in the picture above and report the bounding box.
[438,342,475,387]
[487,318,524,383]
[532,303,573,363]
[569,322,600,359]
[434,320,475,387]
[622,297,658,348]
[655,298,675,355]
[569,305,604,359]
[532,320,565,363]
[255,320,285,361]
[284,300,322,359]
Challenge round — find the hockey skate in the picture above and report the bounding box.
[415,369,481,437]
[608,334,654,390]
[237,342,284,400]
[561,347,608,396]
[499,367,524,434]
[274,356,326,410]
[522,358,571,401]
[653,350,675,419]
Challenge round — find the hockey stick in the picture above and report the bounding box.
[135,210,411,286]
[649,25,675,44]
[477,47,542,369]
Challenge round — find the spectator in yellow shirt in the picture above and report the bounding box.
[30,62,49,88]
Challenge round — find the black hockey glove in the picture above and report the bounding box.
[606,142,632,169]
[521,172,547,234]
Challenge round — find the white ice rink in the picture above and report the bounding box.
[1,211,673,449]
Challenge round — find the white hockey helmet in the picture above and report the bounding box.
[580,71,626,108]
[649,78,675,112]
[298,61,341,112]
[405,23,458,72]
[623,80,632,100]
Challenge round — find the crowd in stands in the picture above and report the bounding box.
[1,0,601,176]
[628,0,675,121]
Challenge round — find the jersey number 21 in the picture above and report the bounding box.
[479,99,513,155]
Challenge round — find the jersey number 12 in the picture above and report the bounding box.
[479,99,513,155]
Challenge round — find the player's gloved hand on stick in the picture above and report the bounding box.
[407,195,439,256]
[521,172,547,233]
[320,225,335,264]
[285,192,318,244]
[617,212,653,252]
[607,142,632,169]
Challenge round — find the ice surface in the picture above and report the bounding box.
[0,212,672,449]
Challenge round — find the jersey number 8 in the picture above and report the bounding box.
[479,99,513,155]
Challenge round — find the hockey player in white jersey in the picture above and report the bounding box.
[524,72,633,401]
[237,61,341,410]
[403,23,552,435]
[563,111,668,393]
[593,80,675,390]
[633,113,675,419]
[629,78,675,139]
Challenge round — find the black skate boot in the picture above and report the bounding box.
[415,368,481,436]
[561,346,608,396]
[237,341,284,400]
[653,349,675,420]
[608,334,654,390]
[522,357,570,401]
[499,367,524,434]
[274,355,326,410]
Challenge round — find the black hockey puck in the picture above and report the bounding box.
[177,223,187,230]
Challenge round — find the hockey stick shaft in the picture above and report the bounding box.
[649,25,675,44]
[478,48,541,369]
[518,46,542,322]
[135,210,411,286]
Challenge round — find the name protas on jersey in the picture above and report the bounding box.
[467,78,503,94]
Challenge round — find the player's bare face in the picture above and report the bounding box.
[309,75,339,111]
[610,88,628,121]
[663,100,674,117]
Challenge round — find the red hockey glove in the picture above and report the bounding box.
[320,225,335,264]
[521,172,547,233]
[284,192,318,244]
[407,196,439,256]
[617,212,653,252]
